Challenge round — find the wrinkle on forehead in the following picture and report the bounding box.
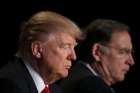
[109,31,132,49]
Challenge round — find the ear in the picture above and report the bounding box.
[92,43,102,62]
[31,41,42,58]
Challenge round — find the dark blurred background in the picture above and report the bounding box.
[0,0,139,93]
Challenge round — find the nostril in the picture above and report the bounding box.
[73,53,77,60]
[131,60,135,66]
[129,60,134,66]
[71,50,77,60]
[128,54,135,66]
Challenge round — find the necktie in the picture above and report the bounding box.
[41,85,50,93]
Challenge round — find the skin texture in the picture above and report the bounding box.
[94,31,134,85]
[35,32,77,84]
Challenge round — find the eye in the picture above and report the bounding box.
[63,45,70,49]
[119,48,132,55]
[60,44,71,50]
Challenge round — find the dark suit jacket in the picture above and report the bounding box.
[0,57,62,93]
[60,61,115,93]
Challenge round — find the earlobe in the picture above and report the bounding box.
[92,43,101,62]
[36,52,41,58]
[31,41,42,58]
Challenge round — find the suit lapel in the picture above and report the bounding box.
[14,57,39,93]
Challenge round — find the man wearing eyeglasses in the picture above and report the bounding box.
[60,19,134,93]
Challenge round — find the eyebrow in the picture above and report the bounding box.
[119,48,134,53]
[101,44,134,53]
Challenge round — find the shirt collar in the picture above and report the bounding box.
[24,61,46,93]
[81,61,98,76]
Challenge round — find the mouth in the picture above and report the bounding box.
[123,68,129,74]
[65,65,71,70]
[124,66,130,73]
[65,61,72,70]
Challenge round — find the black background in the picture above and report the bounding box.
[0,0,139,93]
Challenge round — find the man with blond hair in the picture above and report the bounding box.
[0,10,83,93]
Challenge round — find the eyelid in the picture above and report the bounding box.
[100,44,134,55]
[60,44,68,47]
[64,45,70,48]
[119,48,134,55]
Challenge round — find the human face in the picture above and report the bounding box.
[39,32,77,83]
[100,31,134,84]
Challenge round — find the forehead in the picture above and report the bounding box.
[109,31,132,48]
[48,32,76,45]
[57,32,76,42]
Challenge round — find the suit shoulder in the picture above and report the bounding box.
[50,83,62,93]
[77,76,113,93]
[0,78,18,93]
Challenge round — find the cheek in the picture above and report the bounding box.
[48,55,66,72]
[43,48,69,74]
[104,53,126,81]
[52,60,69,78]
[109,60,126,81]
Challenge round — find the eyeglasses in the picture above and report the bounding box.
[100,44,134,57]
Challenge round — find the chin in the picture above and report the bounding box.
[117,76,125,82]
[60,71,68,78]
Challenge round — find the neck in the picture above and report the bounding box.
[36,62,59,84]
[43,74,59,84]
[91,62,114,86]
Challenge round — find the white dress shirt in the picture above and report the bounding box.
[81,62,98,76]
[24,62,46,93]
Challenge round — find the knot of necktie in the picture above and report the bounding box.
[41,85,50,93]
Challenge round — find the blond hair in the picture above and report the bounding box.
[17,11,83,60]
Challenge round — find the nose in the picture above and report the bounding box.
[69,48,77,61]
[128,54,135,66]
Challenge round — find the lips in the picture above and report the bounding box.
[123,68,129,74]
[65,61,72,69]
[65,65,71,70]
[64,64,71,70]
